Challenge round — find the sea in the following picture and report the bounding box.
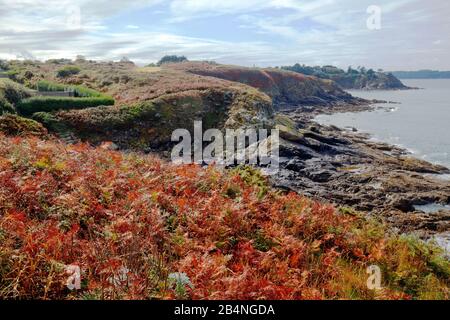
[315,79,450,171]
[315,79,450,252]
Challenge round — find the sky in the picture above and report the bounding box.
[0,0,449,70]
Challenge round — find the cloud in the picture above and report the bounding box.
[0,0,449,70]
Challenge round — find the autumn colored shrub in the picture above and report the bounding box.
[0,114,47,137]
[0,134,448,300]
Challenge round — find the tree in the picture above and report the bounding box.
[75,55,86,62]
[0,60,9,71]
[120,56,134,64]
[157,55,188,66]
[56,66,81,78]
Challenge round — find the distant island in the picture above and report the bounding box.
[280,64,410,90]
[391,70,450,79]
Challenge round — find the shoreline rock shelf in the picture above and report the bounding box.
[270,104,450,248]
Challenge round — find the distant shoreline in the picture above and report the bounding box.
[391,70,450,79]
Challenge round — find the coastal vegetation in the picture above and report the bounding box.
[56,66,81,78]
[0,58,448,300]
[281,64,409,90]
[157,55,189,66]
[0,134,448,299]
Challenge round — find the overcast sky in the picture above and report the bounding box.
[1,0,449,70]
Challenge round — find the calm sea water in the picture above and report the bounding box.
[315,79,450,169]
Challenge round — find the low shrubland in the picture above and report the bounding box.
[0,134,448,300]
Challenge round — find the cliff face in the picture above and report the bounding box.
[166,62,362,107]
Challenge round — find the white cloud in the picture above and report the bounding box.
[0,0,449,70]
[0,0,163,32]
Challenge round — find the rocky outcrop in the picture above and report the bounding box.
[281,64,412,90]
[34,86,274,152]
[269,110,450,241]
[333,72,410,90]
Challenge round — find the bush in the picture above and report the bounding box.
[0,60,9,70]
[0,98,15,115]
[157,55,188,66]
[56,66,81,78]
[17,96,115,116]
[0,79,33,115]
[0,114,47,137]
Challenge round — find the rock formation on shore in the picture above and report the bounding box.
[281,64,411,90]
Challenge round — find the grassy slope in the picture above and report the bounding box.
[0,134,448,300]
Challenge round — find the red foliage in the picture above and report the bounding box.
[0,134,409,300]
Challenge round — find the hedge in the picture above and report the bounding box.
[37,80,66,92]
[37,81,105,98]
[17,96,115,116]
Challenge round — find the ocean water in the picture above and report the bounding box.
[315,79,450,169]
